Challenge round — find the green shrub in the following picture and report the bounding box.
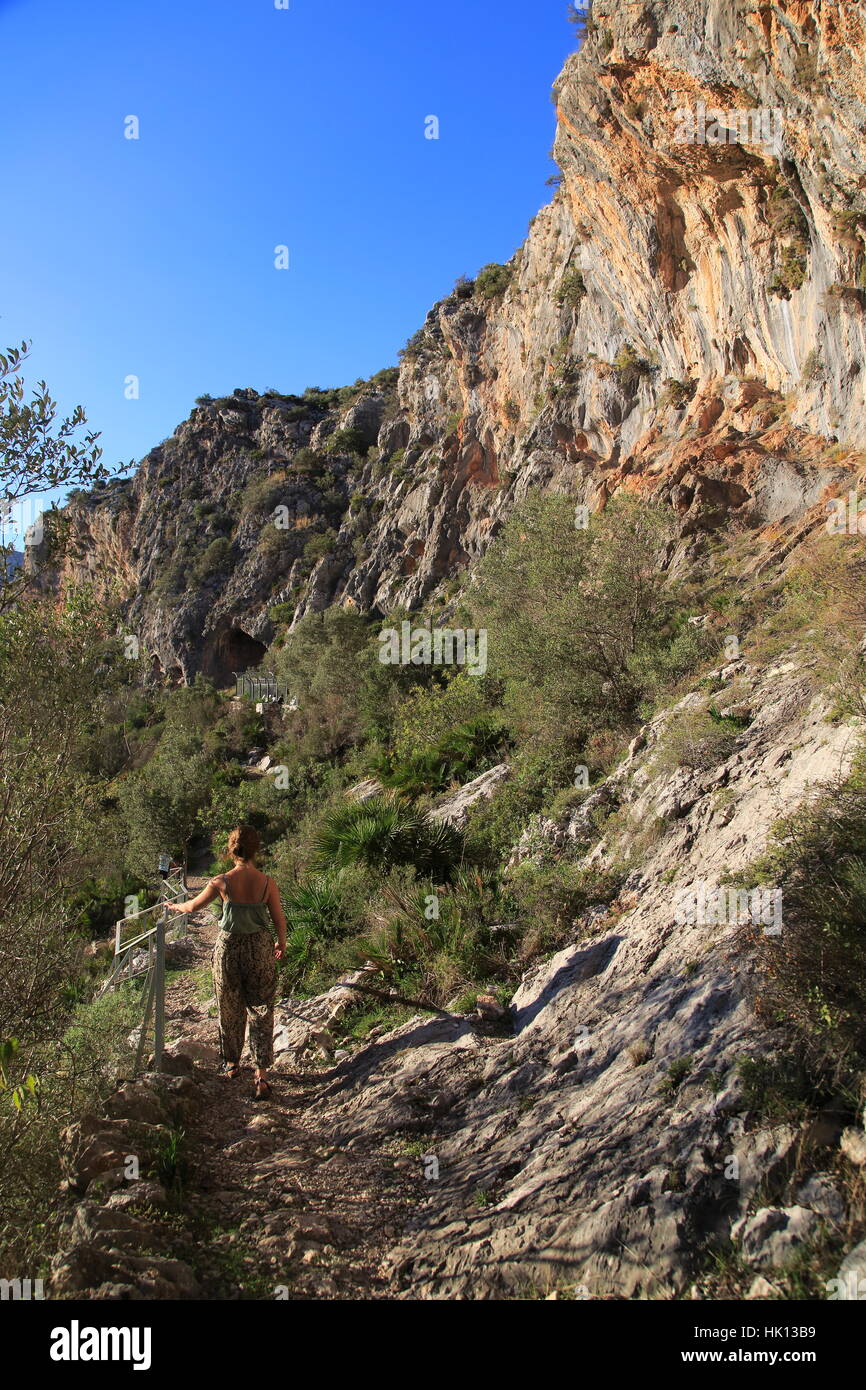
[289,447,326,475]
[325,428,368,457]
[735,752,866,1095]
[556,269,587,309]
[303,528,338,566]
[475,263,513,300]
[800,349,825,384]
[311,793,464,880]
[767,181,809,244]
[470,493,683,746]
[269,601,296,627]
[399,328,430,359]
[277,868,373,989]
[463,742,579,864]
[154,558,189,597]
[384,672,507,789]
[653,706,745,775]
[507,859,624,959]
[376,714,507,797]
[659,378,694,410]
[240,473,287,517]
[768,245,808,298]
[613,343,653,392]
[190,537,232,584]
[346,867,515,1005]
[765,174,810,297]
[258,525,295,560]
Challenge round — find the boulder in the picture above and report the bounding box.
[70,1202,165,1252]
[110,1254,201,1300]
[429,764,511,829]
[154,1050,195,1078]
[104,1081,170,1128]
[731,1206,821,1270]
[339,394,385,449]
[475,994,507,1022]
[60,1116,132,1194]
[347,777,383,803]
[746,1275,781,1299]
[795,1172,846,1224]
[169,1039,219,1066]
[50,1240,201,1301]
[840,1127,866,1166]
[50,1243,122,1298]
[730,1125,798,1209]
[106,1181,170,1212]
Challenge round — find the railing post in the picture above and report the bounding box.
[153,906,167,1072]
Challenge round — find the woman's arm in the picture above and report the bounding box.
[265,877,288,960]
[165,880,221,916]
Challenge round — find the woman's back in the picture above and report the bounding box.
[221,865,270,905]
[217,866,272,936]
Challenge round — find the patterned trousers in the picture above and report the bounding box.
[212,931,277,1069]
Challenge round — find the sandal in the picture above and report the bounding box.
[220,1063,241,1082]
[253,1079,273,1102]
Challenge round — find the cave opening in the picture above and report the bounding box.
[202,626,268,687]
[221,627,268,682]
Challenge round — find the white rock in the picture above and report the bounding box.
[795,1172,846,1224]
[840,1127,866,1166]
[746,1275,780,1299]
[430,763,511,828]
[732,1206,820,1270]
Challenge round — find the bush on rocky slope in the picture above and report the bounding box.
[737,754,866,1097]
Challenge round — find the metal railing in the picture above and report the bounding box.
[233,669,288,703]
[99,867,188,1074]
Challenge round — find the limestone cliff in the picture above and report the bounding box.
[30,0,866,677]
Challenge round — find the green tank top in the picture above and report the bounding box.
[217,875,274,937]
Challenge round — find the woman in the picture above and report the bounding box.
[167,826,287,1101]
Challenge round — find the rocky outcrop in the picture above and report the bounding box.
[273,967,381,1061]
[51,1055,207,1300]
[288,651,863,1297]
[429,764,511,828]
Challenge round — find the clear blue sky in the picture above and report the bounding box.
[0,0,577,490]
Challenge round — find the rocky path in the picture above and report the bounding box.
[157,879,423,1299]
[53,881,424,1301]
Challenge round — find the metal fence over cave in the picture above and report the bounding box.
[234,669,288,703]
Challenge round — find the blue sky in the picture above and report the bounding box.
[0,0,577,503]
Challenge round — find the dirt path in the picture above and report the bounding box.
[157,881,419,1300]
